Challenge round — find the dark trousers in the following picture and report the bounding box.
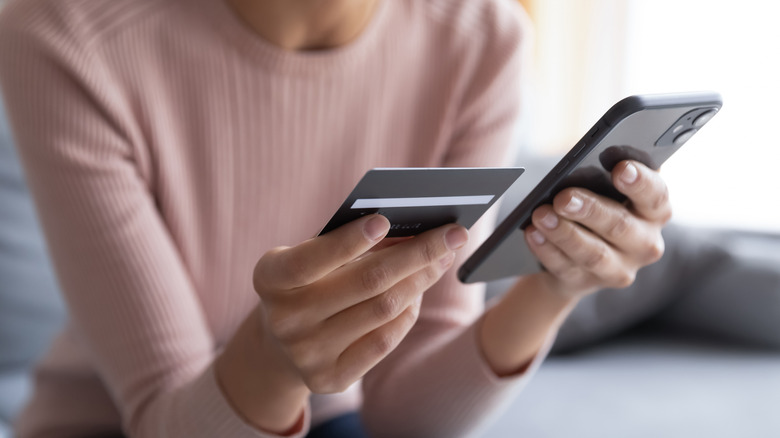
[307,412,369,438]
[96,412,368,438]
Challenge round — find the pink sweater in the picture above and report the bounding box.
[0,0,545,436]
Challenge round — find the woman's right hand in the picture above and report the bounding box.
[253,214,468,393]
[216,214,468,433]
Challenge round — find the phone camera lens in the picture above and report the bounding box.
[673,129,697,146]
[693,109,718,128]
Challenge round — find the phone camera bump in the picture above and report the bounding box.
[656,106,718,147]
[693,108,718,128]
[673,129,697,146]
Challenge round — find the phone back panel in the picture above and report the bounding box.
[459,92,722,283]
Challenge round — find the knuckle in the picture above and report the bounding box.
[289,347,310,368]
[409,298,422,319]
[371,331,397,357]
[307,368,352,394]
[419,239,441,265]
[254,247,285,291]
[423,263,444,286]
[661,210,673,225]
[265,310,293,339]
[652,185,671,212]
[361,264,391,293]
[406,274,428,299]
[611,270,636,289]
[328,366,354,393]
[607,211,633,241]
[265,306,305,342]
[278,251,310,285]
[583,244,609,271]
[408,265,441,294]
[326,376,351,394]
[558,267,586,285]
[645,236,666,263]
[401,304,421,326]
[304,369,336,394]
[658,204,674,224]
[252,271,267,295]
[333,236,363,264]
[556,227,583,254]
[373,293,402,321]
[287,340,318,367]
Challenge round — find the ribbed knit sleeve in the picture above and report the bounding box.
[361,2,552,437]
[0,3,308,438]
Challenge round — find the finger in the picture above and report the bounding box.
[331,304,421,393]
[310,224,468,313]
[360,237,412,255]
[264,224,463,332]
[274,261,439,392]
[319,253,454,353]
[524,225,579,280]
[612,160,673,223]
[531,205,633,287]
[254,214,390,291]
[552,188,665,262]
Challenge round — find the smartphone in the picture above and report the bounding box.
[458,91,723,284]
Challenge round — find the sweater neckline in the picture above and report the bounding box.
[198,0,391,75]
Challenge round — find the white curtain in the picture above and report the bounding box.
[521,0,631,155]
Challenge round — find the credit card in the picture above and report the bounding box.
[320,167,524,238]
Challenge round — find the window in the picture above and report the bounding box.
[522,0,779,231]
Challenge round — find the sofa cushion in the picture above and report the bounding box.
[480,331,780,438]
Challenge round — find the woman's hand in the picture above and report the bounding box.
[480,160,672,377]
[524,160,671,298]
[217,215,468,432]
[252,214,468,393]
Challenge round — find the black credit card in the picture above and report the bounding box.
[319,167,524,238]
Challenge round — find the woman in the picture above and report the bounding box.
[0,0,670,436]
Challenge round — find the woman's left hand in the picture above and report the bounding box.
[524,160,672,299]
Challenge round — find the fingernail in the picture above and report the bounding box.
[363,216,389,242]
[540,212,559,229]
[445,227,469,250]
[621,163,638,185]
[530,230,546,245]
[565,196,584,214]
[439,252,456,269]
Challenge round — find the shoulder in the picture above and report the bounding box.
[418,0,532,54]
[0,0,174,52]
[397,0,533,86]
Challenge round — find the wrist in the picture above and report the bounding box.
[536,270,600,302]
[480,274,578,376]
[216,306,310,434]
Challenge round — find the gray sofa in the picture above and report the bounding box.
[1,98,779,437]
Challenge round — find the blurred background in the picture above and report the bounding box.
[517,0,780,232]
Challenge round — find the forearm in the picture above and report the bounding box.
[361,277,564,438]
[480,274,579,376]
[215,306,310,435]
[362,318,538,438]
